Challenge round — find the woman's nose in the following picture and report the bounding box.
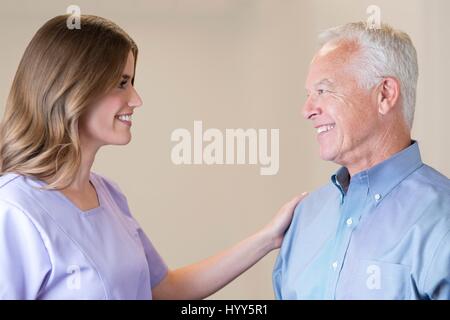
[129,86,143,108]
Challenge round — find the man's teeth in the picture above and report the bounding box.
[317,124,335,134]
[117,114,132,122]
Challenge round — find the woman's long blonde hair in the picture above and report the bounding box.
[0,15,137,189]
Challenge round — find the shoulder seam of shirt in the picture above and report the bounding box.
[91,171,122,192]
[93,173,133,220]
[381,163,425,199]
[420,226,450,297]
[0,174,21,189]
[417,165,450,192]
[0,198,53,297]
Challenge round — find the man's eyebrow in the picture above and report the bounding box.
[314,79,334,88]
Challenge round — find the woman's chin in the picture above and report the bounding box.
[111,134,132,146]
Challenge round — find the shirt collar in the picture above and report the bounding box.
[331,141,423,204]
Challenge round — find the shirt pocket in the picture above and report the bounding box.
[350,259,412,300]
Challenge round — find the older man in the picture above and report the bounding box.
[273,22,449,299]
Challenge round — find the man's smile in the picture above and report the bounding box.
[315,123,336,134]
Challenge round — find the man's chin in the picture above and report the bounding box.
[318,149,336,162]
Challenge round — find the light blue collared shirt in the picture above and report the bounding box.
[273,142,450,299]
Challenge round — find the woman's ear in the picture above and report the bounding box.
[377,77,401,115]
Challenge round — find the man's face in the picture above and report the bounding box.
[303,41,380,167]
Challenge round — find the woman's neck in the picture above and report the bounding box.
[65,141,99,192]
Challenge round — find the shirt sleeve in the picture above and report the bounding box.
[272,252,284,299]
[423,229,450,300]
[137,229,168,288]
[0,201,52,299]
[272,202,304,300]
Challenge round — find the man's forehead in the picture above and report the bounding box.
[306,41,360,88]
[312,39,359,66]
[317,41,341,57]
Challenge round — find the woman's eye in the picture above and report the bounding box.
[118,80,128,89]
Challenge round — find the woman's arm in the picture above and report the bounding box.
[152,193,307,299]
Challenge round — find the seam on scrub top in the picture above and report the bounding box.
[13,183,111,300]
[0,173,21,189]
[95,174,156,294]
[0,199,53,297]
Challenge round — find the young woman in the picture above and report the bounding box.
[0,15,305,299]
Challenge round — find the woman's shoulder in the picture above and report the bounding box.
[0,173,50,230]
[90,171,125,197]
[90,172,132,216]
[0,172,23,189]
[0,173,40,207]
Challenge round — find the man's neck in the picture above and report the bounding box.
[346,134,412,177]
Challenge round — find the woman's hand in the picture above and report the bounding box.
[262,192,308,249]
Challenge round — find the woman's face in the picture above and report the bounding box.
[79,51,142,149]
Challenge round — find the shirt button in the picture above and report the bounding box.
[374,194,381,201]
[332,261,338,270]
[346,218,353,226]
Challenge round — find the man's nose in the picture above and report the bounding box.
[302,96,320,120]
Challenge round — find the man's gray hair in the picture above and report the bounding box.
[319,22,418,129]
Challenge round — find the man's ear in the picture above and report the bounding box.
[377,77,401,115]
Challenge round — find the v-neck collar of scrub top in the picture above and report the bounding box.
[32,172,104,216]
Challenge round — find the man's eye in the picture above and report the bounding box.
[317,89,325,95]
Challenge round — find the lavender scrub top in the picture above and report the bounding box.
[0,172,168,299]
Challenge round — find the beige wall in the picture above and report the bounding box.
[0,0,448,299]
